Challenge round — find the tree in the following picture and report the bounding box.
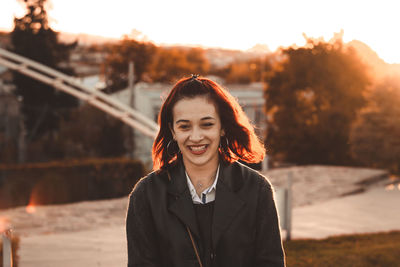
[10,0,78,142]
[104,41,210,88]
[210,56,272,84]
[350,77,400,173]
[103,38,157,92]
[26,104,130,161]
[57,105,130,158]
[149,47,209,83]
[265,36,370,165]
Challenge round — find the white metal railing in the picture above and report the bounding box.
[1,227,13,267]
[0,48,159,138]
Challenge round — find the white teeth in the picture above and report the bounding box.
[189,145,206,151]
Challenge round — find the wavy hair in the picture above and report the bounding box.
[152,76,265,170]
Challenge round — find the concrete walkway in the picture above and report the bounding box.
[19,226,126,267]
[290,185,400,239]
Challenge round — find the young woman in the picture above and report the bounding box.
[126,75,285,267]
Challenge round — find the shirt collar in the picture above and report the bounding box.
[185,165,220,204]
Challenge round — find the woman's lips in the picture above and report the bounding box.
[187,144,208,155]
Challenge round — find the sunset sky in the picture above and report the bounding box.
[1,0,399,63]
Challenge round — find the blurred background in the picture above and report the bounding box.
[1,0,400,266]
[1,0,400,169]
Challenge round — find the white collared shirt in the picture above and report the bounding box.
[185,165,219,204]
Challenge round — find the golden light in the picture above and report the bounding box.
[385,183,400,191]
[25,204,36,214]
[385,184,395,191]
[1,0,400,63]
[0,217,11,233]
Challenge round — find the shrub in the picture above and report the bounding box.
[0,158,144,209]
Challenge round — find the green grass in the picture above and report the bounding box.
[284,231,400,267]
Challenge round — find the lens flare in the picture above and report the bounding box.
[385,184,395,191]
[0,217,11,233]
[26,204,36,214]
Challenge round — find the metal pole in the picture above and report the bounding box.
[128,62,135,159]
[262,155,269,171]
[128,61,135,102]
[285,171,293,240]
[18,115,26,163]
[2,228,13,267]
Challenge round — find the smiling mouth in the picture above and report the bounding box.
[188,145,208,154]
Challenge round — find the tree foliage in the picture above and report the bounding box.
[56,105,130,158]
[350,77,400,173]
[10,0,77,141]
[103,38,157,92]
[149,47,209,83]
[103,42,210,89]
[0,133,18,163]
[265,37,370,165]
[211,57,272,84]
[25,104,130,162]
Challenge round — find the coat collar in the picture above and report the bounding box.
[166,160,246,249]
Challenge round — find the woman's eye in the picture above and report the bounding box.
[202,123,214,127]
[178,125,190,130]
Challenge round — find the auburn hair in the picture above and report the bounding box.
[152,76,265,170]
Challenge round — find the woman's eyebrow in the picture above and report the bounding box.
[201,116,215,121]
[175,117,215,123]
[175,119,189,124]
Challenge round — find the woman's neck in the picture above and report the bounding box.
[184,160,219,195]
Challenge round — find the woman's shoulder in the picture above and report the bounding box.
[129,169,169,198]
[232,161,273,189]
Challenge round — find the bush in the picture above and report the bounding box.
[0,234,19,267]
[0,158,144,209]
[24,104,131,163]
[350,77,400,173]
[284,231,400,267]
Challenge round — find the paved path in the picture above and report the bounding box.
[291,185,400,239]
[19,226,127,267]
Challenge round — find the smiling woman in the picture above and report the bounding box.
[170,96,224,184]
[126,75,285,267]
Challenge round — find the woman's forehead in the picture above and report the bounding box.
[172,96,218,121]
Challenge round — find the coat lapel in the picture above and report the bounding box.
[166,162,201,239]
[212,162,245,249]
[166,161,246,248]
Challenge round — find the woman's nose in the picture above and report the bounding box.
[189,127,203,142]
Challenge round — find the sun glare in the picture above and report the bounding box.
[26,204,36,214]
[0,217,11,233]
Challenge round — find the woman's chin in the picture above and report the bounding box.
[182,150,219,169]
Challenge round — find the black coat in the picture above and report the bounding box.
[126,160,285,267]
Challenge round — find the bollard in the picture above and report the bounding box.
[275,171,293,241]
[285,172,293,240]
[2,228,13,267]
[275,187,287,230]
[261,155,269,171]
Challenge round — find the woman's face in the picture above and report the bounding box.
[170,96,224,170]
